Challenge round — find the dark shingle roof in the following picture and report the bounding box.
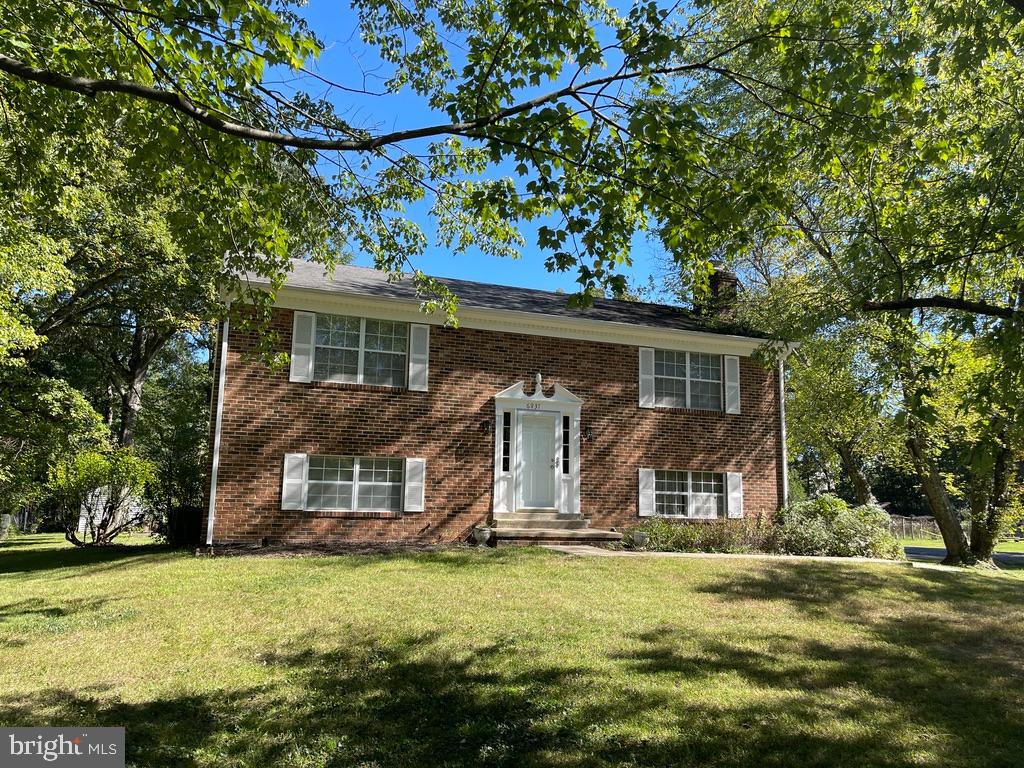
[258,260,760,338]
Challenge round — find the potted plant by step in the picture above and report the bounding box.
[472,525,494,546]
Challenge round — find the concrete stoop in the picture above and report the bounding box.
[491,509,622,546]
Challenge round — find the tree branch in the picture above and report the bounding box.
[0,39,757,151]
[862,295,1017,319]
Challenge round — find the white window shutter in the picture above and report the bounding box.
[289,312,316,383]
[724,355,741,414]
[638,468,656,516]
[281,453,308,510]
[638,348,655,408]
[408,324,430,391]
[404,458,426,512]
[727,472,744,518]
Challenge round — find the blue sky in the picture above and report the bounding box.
[293,0,673,300]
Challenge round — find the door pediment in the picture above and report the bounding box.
[493,380,583,407]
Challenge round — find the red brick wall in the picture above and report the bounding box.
[203,308,784,543]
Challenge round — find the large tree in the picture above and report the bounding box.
[664,0,1024,565]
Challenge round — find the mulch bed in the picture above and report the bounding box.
[196,540,478,558]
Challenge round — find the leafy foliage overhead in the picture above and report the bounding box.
[6,0,1018,305]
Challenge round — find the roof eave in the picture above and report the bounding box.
[242,280,775,356]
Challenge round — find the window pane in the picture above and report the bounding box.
[690,380,722,411]
[363,351,407,387]
[654,350,686,377]
[305,457,354,510]
[313,347,358,382]
[356,458,403,512]
[315,314,360,348]
[654,470,688,516]
[653,350,687,407]
[364,320,408,352]
[689,353,722,381]
[654,376,686,408]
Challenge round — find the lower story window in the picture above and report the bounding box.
[307,455,403,512]
[654,470,725,518]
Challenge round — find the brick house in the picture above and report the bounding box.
[202,260,788,546]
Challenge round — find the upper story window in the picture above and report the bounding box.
[653,350,723,411]
[313,314,408,387]
[291,311,429,390]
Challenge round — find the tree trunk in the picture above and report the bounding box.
[906,434,975,565]
[835,441,876,505]
[969,442,1014,564]
[114,324,172,447]
[118,370,146,447]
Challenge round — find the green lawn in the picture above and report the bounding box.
[2,534,1023,768]
[899,537,1024,553]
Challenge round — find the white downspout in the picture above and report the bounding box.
[205,313,230,546]
[777,345,794,508]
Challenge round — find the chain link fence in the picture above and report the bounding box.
[889,515,943,540]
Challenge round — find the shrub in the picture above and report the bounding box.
[625,518,775,554]
[775,495,903,559]
[623,495,902,560]
[48,449,156,546]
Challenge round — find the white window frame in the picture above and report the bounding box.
[653,470,726,519]
[313,314,409,387]
[305,455,404,513]
[652,350,724,411]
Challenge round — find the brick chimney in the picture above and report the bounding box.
[695,263,739,317]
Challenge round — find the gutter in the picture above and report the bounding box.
[258,283,775,356]
[205,311,230,546]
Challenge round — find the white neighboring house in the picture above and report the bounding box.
[76,487,146,536]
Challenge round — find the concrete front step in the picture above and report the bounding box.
[492,516,589,530]
[493,527,622,546]
[502,509,580,520]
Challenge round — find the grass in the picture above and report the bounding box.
[2,534,1024,768]
[899,537,1024,553]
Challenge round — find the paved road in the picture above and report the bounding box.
[904,546,1024,568]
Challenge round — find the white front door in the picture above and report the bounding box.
[518,413,557,508]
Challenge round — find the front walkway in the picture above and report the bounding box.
[541,544,963,571]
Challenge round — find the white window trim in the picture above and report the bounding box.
[303,455,405,513]
[648,350,726,412]
[312,314,409,388]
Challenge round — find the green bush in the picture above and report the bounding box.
[48,449,156,546]
[775,495,903,559]
[625,518,776,554]
[623,495,902,560]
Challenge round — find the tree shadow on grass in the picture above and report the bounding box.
[2,632,590,768]
[0,542,180,577]
[4,608,1024,768]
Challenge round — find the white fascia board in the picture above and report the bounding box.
[264,284,772,357]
